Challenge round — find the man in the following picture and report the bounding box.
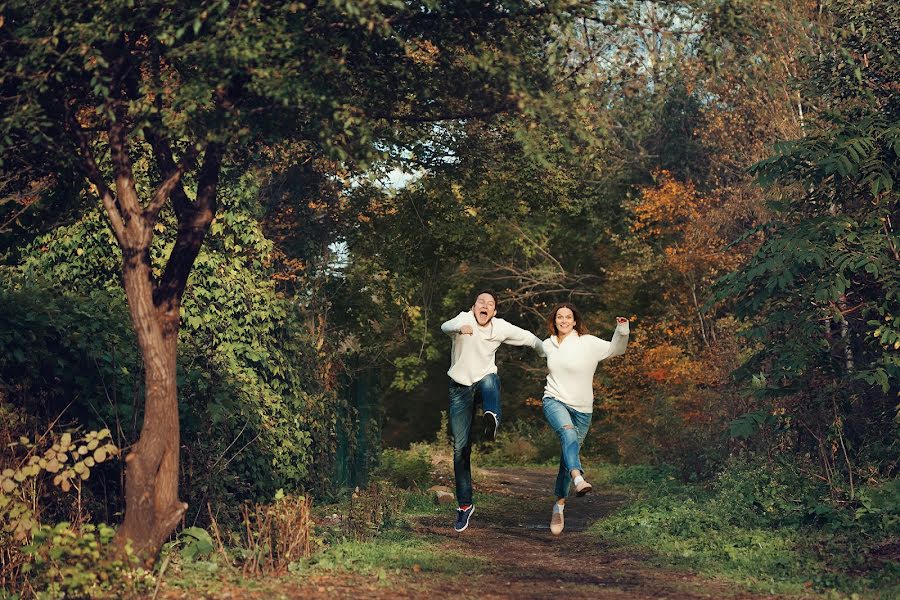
[441,290,545,532]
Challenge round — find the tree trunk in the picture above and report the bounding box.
[115,246,187,562]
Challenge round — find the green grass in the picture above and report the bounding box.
[301,528,483,576]
[586,463,899,599]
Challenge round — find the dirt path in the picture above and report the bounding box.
[402,466,788,599]
[211,466,803,600]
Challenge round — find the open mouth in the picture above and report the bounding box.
[478,310,489,319]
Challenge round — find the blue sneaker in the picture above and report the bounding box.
[454,504,474,532]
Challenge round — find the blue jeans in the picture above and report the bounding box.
[542,396,592,499]
[448,374,501,506]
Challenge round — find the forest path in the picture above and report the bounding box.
[173,467,806,600]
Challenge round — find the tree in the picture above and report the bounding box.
[715,0,899,491]
[0,0,594,561]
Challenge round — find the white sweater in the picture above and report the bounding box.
[441,311,545,386]
[542,322,629,413]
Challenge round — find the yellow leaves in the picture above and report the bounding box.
[632,171,701,236]
[632,171,747,278]
[405,39,439,66]
[451,182,464,202]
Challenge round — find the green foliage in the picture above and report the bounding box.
[372,446,433,491]
[1,430,119,542]
[2,175,355,523]
[175,527,215,562]
[477,419,559,467]
[21,522,153,600]
[855,478,900,533]
[592,459,900,596]
[728,410,776,439]
[713,0,899,491]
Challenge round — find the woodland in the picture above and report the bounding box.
[0,0,897,597]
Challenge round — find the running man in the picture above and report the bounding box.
[441,290,545,532]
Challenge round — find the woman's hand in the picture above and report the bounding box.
[616,316,628,325]
[459,325,474,335]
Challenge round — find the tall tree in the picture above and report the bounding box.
[0,0,593,561]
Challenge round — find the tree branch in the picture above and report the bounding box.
[66,111,127,242]
[109,118,141,203]
[144,146,199,226]
[154,142,224,309]
[369,103,515,124]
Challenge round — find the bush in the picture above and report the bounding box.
[478,420,559,467]
[20,522,153,600]
[372,446,433,490]
[707,456,826,528]
[341,481,406,542]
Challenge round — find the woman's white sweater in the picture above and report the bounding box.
[542,322,629,413]
[441,311,545,386]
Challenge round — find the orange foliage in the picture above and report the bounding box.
[632,171,746,280]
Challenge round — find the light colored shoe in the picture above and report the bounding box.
[550,505,564,535]
[574,476,593,497]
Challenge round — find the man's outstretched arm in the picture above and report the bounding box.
[498,321,546,357]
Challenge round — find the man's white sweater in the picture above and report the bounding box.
[441,311,545,386]
[542,322,630,413]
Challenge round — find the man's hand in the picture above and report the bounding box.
[616,316,628,325]
[459,325,474,335]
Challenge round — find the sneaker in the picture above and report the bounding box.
[550,504,564,535]
[454,504,475,532]
[481,411,498,441]
[574,476,593,497]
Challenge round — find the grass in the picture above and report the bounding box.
[161,444,897,600]
[161,488,483,595]
[302,528,483,576]
[586,463,899,599]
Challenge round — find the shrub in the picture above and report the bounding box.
[1,428,119,596]
[235,490,315,576]
[341,481,406,542]
[479,420,558,467]
[708,455,825,528]
[21,522,153,600]
[372,446,433,490]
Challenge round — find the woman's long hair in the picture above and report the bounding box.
[546,302,588,337]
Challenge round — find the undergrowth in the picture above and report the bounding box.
[589,458,899,598]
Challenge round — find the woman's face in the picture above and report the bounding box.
[555,307,576,337]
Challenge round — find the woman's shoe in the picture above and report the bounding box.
[573,476,592,496]
[550,504,564,535]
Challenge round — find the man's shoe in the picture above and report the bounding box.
[550,504,564,535]
[574,476,593,497]
[481,411,498,441]
[454,504,475,532]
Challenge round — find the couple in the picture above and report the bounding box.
[441,290,629,535]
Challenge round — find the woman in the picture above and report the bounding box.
[541,303,629,535]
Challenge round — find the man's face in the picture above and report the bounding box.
[472,293,497,327]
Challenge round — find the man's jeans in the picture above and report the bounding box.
[542,396,592,499]
[448,373,501,506]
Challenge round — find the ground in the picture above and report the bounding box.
[160,467,811,599]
